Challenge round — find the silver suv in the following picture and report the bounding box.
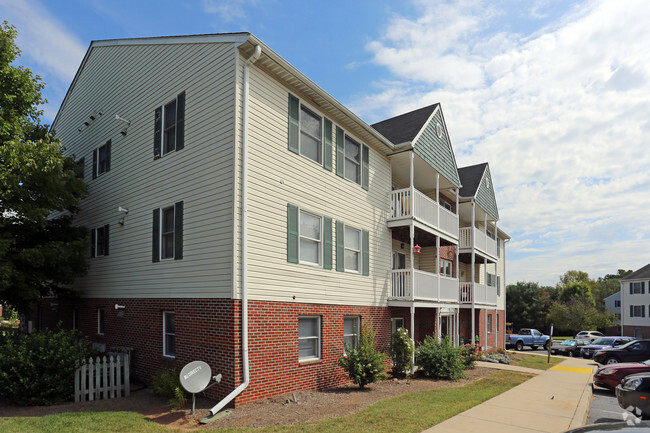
[575,330,604,342]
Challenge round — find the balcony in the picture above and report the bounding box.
[390,269,459,303]
[388,188,458,239]
[459,227,497,258]
[459,282,497,306]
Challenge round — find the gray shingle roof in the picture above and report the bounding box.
[371,104,439,145]
[622,263,650,280]
[458,163,488,197]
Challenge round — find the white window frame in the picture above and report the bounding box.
[631,282,644,294]
[487,273,496,287]
[441,200,453,212]
[391,318,405,335]
[343,134,361,185]
[93,225,107,257]
[72,308,78,331]
[344,225,361,273]
[632,305,645,317]
[298,210,322,267]
[615,300,621,307]
[299,316,321,362]
[392,251,406,270]
[160,205,175,260]
[440,259,453,277]
[299,104,323,164]
[487,314,492,333]
[163,311,176,358]
[97,308,105,335]
[343,316,360,354]
[162,97,178,156]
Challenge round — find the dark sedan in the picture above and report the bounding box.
[551,339,589,357]
[617,373,650,419]
[594,340,650,365]
[582,337,636,359]
[594,360,650,390]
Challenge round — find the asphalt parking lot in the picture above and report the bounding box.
[589,387,628,424]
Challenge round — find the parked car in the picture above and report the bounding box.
[593,359,650,390]
[505,328,551,351]
[550,339,589,357]
[582,337,636,359]
[562,422,650,432]
[575,330,605,342]
[617,372,650,419]
[594,340,650,365]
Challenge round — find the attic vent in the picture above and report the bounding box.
[436,122,443,138]
[486,177,491,188]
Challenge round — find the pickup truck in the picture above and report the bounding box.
[506,328,551,351]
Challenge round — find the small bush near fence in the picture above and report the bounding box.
[0,327,96,406]
[151,368,187,410]
[415,335,466,380]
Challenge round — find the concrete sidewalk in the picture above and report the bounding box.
[422,357,597,433]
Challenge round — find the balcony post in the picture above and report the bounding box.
[436,173,440,228]
[409,223,415,302]
[410,305,415,374]
[471,200,476,346]
[409,151,415,217]
[436,235,440,300]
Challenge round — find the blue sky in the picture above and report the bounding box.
[3,0,650,286]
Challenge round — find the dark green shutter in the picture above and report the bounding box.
[174,201,183,260]
[631,305,634,317]
[631,284,634,295]
[90,228,96,258]
[336,221,344,272]
[643,282,646,294]
[92,149,97,179]
[361,145,369,190]
[362,230,369,276]
[104,224,110,256]
[105,140,111,172]
[336,127,345,178]
[323,216,332,269]
[152,209,160,262]
[176,92,185,151]
[287,204,299,263]
[154,106,162,159]
[288,94,299,154]
[323,118,333,171]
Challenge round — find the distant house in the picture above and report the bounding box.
[604,291,621,334]
[621,263,650,339]
[28,32,509,409]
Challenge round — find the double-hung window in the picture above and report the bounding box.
[287,204,332,269]
[299,316,320,361]
[299,106,322,163]
[92,140,111,179]
[335,127,369,190]
[344,136,361,184]
[631,282,645,294]
[163,312,176,358]
[153,201,184,262]
[631,305,646,317]
[344,226,361,272]
[288,94,332,170]
[97,308,105,335]
[391,318,404,335]
[90,224,110,258]
[487,273,496,287]
[343,316,360,353]
[440,259,453,277]
[300,211,322,266]
[487,314,492,333]
[154,92,186,158]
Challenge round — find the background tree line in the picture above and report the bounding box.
[506,269,631,335]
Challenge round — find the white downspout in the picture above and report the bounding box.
[210,44,261,416]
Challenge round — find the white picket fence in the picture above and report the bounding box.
[74,354,130,402]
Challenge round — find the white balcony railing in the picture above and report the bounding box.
[459,227,497,257]
[459,282,497,306]
[390,269,459,303]
[389,188,459,238]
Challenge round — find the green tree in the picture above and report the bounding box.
[548,296,616,334]
[505,282,553,331]
[558,282,594,305]
[557,270,592,288]
[0,22,88,313]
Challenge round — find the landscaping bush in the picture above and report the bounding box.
[338,323,387,388]
[0,327,95,406]
[482,351,511,364]
[151,367,187,410]
[459,344,481,369]
[389,327,414,376]
[415,335,465,380]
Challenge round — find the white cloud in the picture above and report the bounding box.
[202,0,255,23]
[357,0,650,285]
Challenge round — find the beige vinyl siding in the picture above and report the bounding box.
[52,42,239,298]
[496,236,507,310]
[235,62,392,306]
[418,247,438,273]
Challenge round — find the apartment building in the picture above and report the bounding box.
[33,32,508,408]
[621,263,650,339]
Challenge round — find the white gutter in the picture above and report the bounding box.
[210,44,262,415]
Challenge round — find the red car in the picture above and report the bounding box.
[593,359,650,390]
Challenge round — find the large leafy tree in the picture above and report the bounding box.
[0,22,88,313]
[506,282,554,331]
[548,296,617,334]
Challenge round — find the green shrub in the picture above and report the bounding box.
[390,327,414,376]
[338,323,387,388]
[0,327,95,406]
[151,368,187,410]
[415,335,465,380]
[459,344,481,369]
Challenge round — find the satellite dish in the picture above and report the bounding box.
[179,361,212,394]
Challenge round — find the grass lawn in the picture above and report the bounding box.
[508,352,563,370]
[0,370,531,433]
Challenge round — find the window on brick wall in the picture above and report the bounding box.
[97,308,105,335]
[391,318,404,335]
[298,316,320,361]
[163,311,176,358]
[73,308,79,331]
[487,315,492,333]
[343,316,360,353]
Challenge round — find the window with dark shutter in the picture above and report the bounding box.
[323,217,332,270]
[287,204,299,263]
[174,201,183,260]
[152,209,160,262]
[155,92,186,158]
[336,221,344,272]
[323,119,332,171]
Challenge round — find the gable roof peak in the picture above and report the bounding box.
[371,103,440,145]
[622,263,650,281]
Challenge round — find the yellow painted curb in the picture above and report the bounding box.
[550,365,593,374]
